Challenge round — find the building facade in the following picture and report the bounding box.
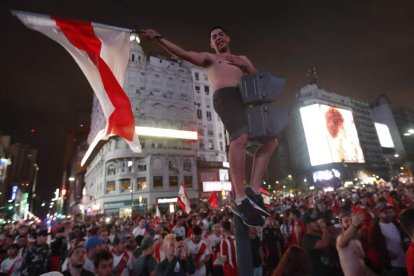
[371,95,414,177]
[287,83,386,187]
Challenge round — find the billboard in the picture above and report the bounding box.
[300,104,365,166]
[374,123,394,148]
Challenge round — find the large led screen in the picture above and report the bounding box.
[300,104,365,166]
[374,123,394,148]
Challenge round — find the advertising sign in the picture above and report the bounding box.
[374,123,394,148]
[300,104,365,166]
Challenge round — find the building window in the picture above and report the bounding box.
[220,142,223,151]
[106,181,116,193]
[208,140,214,150]
[107,165,116,176]
[131,54,135,62]
[195,72,199,81]
[198,128,204,136]
[195,86,200,93]
[169,176,179,187]
[204,85,210,95]
[136,177,147,190]
[119,179,131,192]
[207,129,214,136]
[197,109,202,119]
[184,176,193,187]
[199,141,204,150]
[206,111,212,121]
[183,160,192,172]
[169,160,178,173]
[137,164,147,172]
[153,176,163,188]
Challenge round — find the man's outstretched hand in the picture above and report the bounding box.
[139,29,162,41]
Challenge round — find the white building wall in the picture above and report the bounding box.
[185,63,227,162]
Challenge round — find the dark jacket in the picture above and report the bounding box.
[21,242,50,276]
[366,218,409,271]
[157,255,195,276]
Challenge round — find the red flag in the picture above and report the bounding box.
[14,11,141,165]
[209,192,219,209]
[178,181,191,214]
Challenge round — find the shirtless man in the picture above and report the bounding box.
[336,212,376,276]
[140,27,277,226]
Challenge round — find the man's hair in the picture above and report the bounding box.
[94,249,113,269]
[400,208,414,236]
[221,220,232,232]
[192,226,202,236]
[291,209,301,218]
[209,26,228,37]
[8,244,20,251]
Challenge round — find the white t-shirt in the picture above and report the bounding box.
[207,234,223,266]
[172,226,186,239]
[0,256,23,276]
[187,239,211,276]
[379,221,406,268]
[112,251,133,276]
[132,226,146,237]
[83,257,95,273]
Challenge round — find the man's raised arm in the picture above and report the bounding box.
[140,29,211,68]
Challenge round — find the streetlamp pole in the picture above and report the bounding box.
[30,164,39,213]
[128,161,133,217]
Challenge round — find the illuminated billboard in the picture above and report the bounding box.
[300,104,365,166]
[374,123,394,148]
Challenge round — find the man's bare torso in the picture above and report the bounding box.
[205,53,246,92]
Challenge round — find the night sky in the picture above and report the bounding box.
[1,0,413,204]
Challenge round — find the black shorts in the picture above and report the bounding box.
[213,87,248,141]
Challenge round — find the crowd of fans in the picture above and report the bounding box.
[0,181,414,276]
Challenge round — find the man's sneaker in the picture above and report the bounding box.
[245,187,271,217]
[231,198,265,227]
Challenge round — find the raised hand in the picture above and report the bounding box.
[139,29,162,41]
[352,212,365,227]
[224,55,249,71]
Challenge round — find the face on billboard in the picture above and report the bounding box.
[300,104,365,166]
[374,123,394,148]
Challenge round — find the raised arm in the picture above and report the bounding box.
[140,29,211,68]
[337,213,364,248]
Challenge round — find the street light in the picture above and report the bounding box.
[129,32,140,43]
[30,163,39,213]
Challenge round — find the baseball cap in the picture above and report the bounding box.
[374,203,394,216]
[85,236,104,251]
[141,236,154,250]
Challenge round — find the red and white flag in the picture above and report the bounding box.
[13,10,141,157]
[177,181,191,214]
[155,204,161,223]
